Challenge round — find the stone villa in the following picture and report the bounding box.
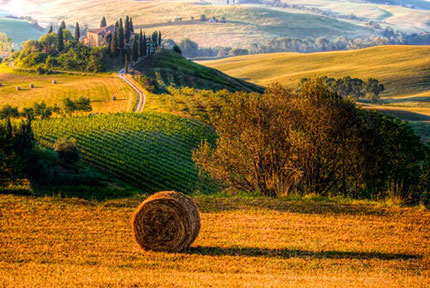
[82,25,114,47]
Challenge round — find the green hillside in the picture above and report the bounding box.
[32,112,216,194]
[200,45,430,98]
[136,49,263,93]
[0,17,44,46]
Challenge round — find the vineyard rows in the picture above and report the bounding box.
[32,112,216,193]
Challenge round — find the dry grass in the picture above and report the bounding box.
[200,45,430,98]
[1,194,429,287]
[0,71,137,113]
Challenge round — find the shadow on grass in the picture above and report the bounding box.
[185,246,420,260]
[194,197,390,216]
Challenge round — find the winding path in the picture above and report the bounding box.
[118,71,146,112]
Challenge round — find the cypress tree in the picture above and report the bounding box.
[143,33,147,56]
[48,25,53,33]
[111,26,119,58]
[132,38,138,63]
[119,18,124,50]
[125,53,128,73]
[124,16,130,44]
[60,20,66,30]
[158,31,162,47]
[130,18,134,33]
[57,27,64,52]
[138,29,143,57]
[100,16,107,28]
[115,21,119,28]
[74,22,80,41]
[152,31,158,49]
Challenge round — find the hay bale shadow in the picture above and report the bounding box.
[184,246,420,260]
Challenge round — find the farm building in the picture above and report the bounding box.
[82,25,114,47]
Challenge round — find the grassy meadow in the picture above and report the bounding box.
[0,69,137,113]
[1,193,429,287]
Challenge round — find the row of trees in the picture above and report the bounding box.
[106,15,162,65]
[302,76,385,101]
[0,98,92,120]
[193,79,430,203]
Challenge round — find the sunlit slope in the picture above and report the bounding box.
[0,1,374,47]
[0,70,137,113]
[200,45,430,98]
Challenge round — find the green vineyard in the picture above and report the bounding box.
[32,113,216,193]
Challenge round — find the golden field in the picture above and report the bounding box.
[200,45,430,98]
[0,70,137,113]
[1,194,429,287]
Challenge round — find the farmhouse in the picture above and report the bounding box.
[83,25,114,47]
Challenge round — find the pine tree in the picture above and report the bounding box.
[60,20,66,30]
[138,29,143,57]
[130,18,134,33]
[48,25,53,33]
[132,38,138,63]
[158,31,162,47]
[143,33,147,56]
[57,27,64,52]
[100,16,107,28]
[119,18,124,50]
[124,16,130,44]
[74,22,80,41]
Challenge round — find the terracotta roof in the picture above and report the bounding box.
[88,25,114,35]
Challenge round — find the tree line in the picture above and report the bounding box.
[0,98,92,120]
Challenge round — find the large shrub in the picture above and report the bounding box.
[54,138,80,164]
[193,78,429,202]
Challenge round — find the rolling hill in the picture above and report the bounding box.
[33,112,216,194]
[135,49,263,93]
[0,17,44,47]
[199,45,430,98]
[0,0,377,48]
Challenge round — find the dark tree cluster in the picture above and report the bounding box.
[0,117,34,186]
[106,15,162,68]
[193,78,430,203]
[301,76,385,101]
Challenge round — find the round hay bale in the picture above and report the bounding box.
[16,86,21,91]
[132,191,200,252]
[112,96,117,101]
[0,82,2,87]
[29,83,34,88]
[52,80,57,84]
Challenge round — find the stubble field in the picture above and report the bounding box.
[1,194,429,287]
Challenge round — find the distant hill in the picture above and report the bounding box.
[0,17,44,47]
[135,49,263,93]
[200,45,430,98]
